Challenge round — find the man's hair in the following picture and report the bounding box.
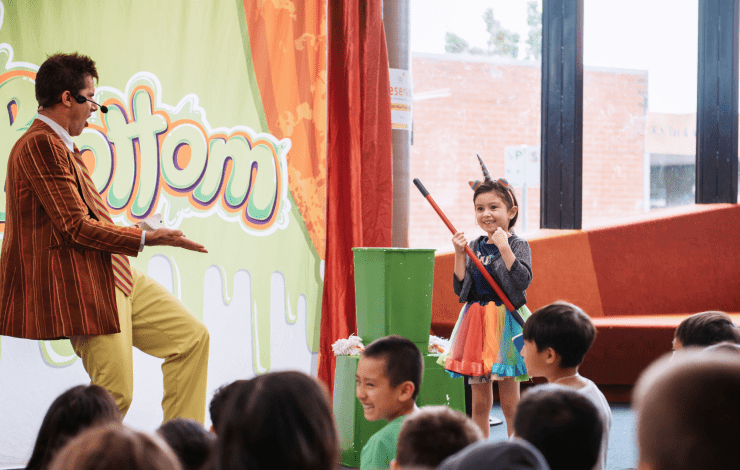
[522,301,596,368]
[218,371,338,470]
[674,311,740,348]
[362,335,424,400]
[209,380,250,433]
[634,350,740,470]
[514,384,603,470]
[25,385,121,470]
[396,406,482,468]
[49,423,180,470]
[35,53,99,108]
[157,418,215,470]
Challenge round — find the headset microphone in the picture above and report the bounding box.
[74,95,108,113]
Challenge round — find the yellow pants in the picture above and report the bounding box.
[71,268,210,423]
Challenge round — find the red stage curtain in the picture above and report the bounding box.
[318,0,393,393]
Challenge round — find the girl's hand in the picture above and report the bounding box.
[490,227,510,249]
[452,232,467,255]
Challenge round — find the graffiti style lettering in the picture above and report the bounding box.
[0,50,291,236]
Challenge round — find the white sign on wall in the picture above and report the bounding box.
[505,145,541,188]
[389,68,412,131]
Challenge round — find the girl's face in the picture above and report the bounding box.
[474,190,517,236]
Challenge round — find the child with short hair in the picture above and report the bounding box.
[208,379,250,434]
[514,384,603,470]
[356,335,424,470]
[634,349,740,470]
[391,405,482,470]
[156,418,215,470]
[672,310,740,351]
[520,301,611,470]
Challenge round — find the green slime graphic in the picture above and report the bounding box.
[0,0,323,368]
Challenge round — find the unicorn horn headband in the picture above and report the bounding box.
[468,154,516,204]
[468,154,492,191]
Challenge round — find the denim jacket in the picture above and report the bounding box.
[452,234,532,310]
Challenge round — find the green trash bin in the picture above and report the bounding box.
[352,248,436,350]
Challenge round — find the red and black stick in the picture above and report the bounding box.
[413,178,525,328]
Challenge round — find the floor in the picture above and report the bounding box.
[488,402,638,470]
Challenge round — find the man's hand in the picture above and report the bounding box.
[145,228,208,253]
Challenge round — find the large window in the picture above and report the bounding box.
[582,0,698,225]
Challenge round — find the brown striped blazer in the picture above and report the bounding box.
[0,120,143,339]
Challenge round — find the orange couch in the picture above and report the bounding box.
[430,204,740,400]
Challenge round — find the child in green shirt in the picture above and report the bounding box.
[356,335,423,470]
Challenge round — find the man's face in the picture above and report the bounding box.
[68,75,97,137]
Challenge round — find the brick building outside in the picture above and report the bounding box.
[409,52,649,251]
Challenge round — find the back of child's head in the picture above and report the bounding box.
[437,439,550,470]
[363,335,424,400]
[157,418,215,470]
[522,301,596,368]
[674,310,740,348]
[514,384,602,470]
[217,371,338,470]
[704,341,740,354]
[25,384,121,470]
[49,423,181,470]
[395,406,482,468]
[473,179,519,229]
[634,350,740,470]
[209,379,250,433]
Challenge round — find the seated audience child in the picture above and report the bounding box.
[520,301,611,470]
[49,423,180,470]
[218,371,338,470]
[157,418,215,470]
[391,405,482,470]
[437,439,550,470]
[356,335,424,470]
[208,380,249,434]
[25,384,121,470]
[633,349,740,470]
[704,341,740,354]
[514,384,603,470]
[672,310,740,351]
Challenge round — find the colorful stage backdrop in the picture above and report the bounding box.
[0,0,327,464]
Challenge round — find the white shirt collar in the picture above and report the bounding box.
[36,114,75,153]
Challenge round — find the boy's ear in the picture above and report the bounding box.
[544,347,559,365]
[390,459,400,470]
[397,380,415,401]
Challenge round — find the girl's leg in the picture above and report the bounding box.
[470,382,494,438]
[498,377,521,436]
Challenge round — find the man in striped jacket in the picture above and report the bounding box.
[0,53,210,423]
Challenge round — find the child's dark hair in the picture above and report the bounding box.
[218,371,338,470]
[25,385,121,470]
[157,418,215,470]
[514,384,603,470]
[522,301,596,368]
[363,335,424,400]
[675,311,740,348]
[209,380,250,433]
[396,406,482,468]
[473,180,519,229]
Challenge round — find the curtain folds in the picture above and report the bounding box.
[318,0,393,393]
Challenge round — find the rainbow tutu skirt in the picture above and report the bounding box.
[438,301,531,381]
